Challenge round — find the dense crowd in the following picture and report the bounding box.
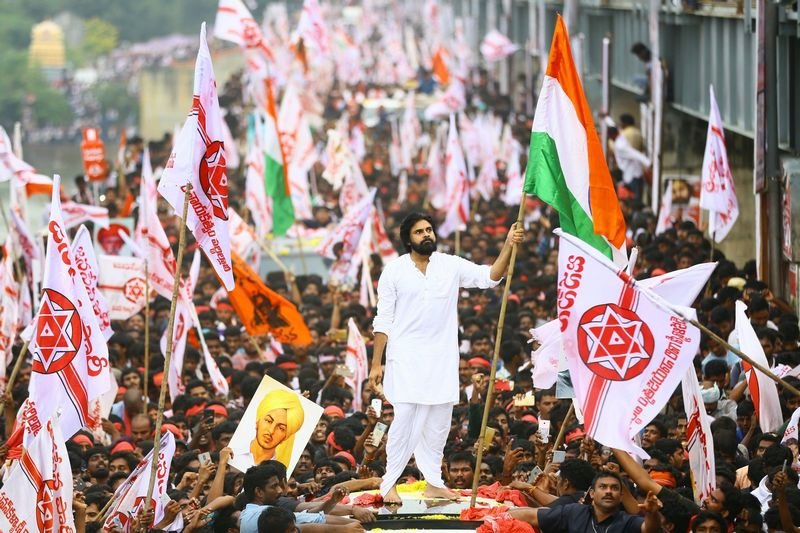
[3,50,800,533]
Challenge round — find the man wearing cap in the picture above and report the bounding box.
[369,212,523,503]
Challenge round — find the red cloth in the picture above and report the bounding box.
[495,488,528,507]
[351,493,384,507]
[477,516,535,533]
[460,506,510,520]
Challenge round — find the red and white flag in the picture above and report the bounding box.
[736,300,782,432]
[9,206,41,282]
[136,148,177,300]
[97,255,147,320]
[161,251,201,401]
[0,241,19,385]
[439,114,469,238]
[317,190,376,263]
[533,261,717,392]
[103,432,181,532]
[556,229,701,457]
[71,225,113,339]
[0,416,75,533]
[655,181,673,234]
[682,367,716,503]
[782,407,800,444]
[480,30,520,62]
[400,92,420,169]
[501,137,523,206]
[424,77,466,121]
[245,114,273,236]
[27,175,112,442]
[228,207,262,268]
[279,85,316,220]
[295,0,330,55]
[214,0,275,62]
[159,23,234,290]
[426,124,447,210]
[188,305,229,397]
[531,319,563,390]
[61,201,110,230]
[700,85,739,242]
[345,318,368,411]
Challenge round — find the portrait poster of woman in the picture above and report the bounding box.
[228,375,323,476]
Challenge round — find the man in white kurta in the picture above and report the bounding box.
[369,213,523,503]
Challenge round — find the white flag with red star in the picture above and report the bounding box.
[159,23,234,290]
[700,85,739,242]
[28,174,112,442]
[556,229,701,458]
[102,432,180,532]
[214,0,275,62]
[0,416,75,533]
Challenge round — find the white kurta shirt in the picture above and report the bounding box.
[373,252,500,404]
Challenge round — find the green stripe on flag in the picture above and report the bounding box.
[524,132,613,260]
[264,155,294,237]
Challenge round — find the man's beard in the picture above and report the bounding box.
[410,238,436,256]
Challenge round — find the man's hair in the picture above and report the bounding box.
[645,419,668,440]
[619,114,636,127]
[653,438,683,457]
[257,506,295,532]
[243,461,286,501]
[590,469,622,489]
[558,459,596,491]
[703,359,728,379]
[212,421,238,441]
[447,451,476,470]
[691,511,727,532]
[399,212,436,252]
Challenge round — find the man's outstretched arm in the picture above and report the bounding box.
[490,223,524,281]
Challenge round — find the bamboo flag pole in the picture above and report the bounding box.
[145,185,191,508]
[6,341,30,393]
[470,199,526,508]
[260,239,291,274]
[541,403,575,472]
[581,230,800,399]
[143,263,151,400]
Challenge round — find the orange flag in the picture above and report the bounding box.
[228,252,312,346]
[431,47,450,86]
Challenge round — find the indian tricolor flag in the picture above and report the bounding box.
[263,78,295,236]
[524,16,626,265]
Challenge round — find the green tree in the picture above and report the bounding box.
[0,50,72,127]
[79,17,118,63]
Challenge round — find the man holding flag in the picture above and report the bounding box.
[369,212,523,503]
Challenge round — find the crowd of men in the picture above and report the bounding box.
[3,34,800,533]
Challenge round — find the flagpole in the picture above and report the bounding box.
[5,341,29,392]
[684,314,800,398]
[470,199,525,508]
[0,196,24,284]
[295,230,308,275]
[260,239,291,274]
[145,185,191,509]
[542,402,574,471]
[561,229,800,399]
[455,229,461,256]
[704,230,716,298]
[143,263,151,401]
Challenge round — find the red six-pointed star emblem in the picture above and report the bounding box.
[32,288,82,374]
[577,303,654,381]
